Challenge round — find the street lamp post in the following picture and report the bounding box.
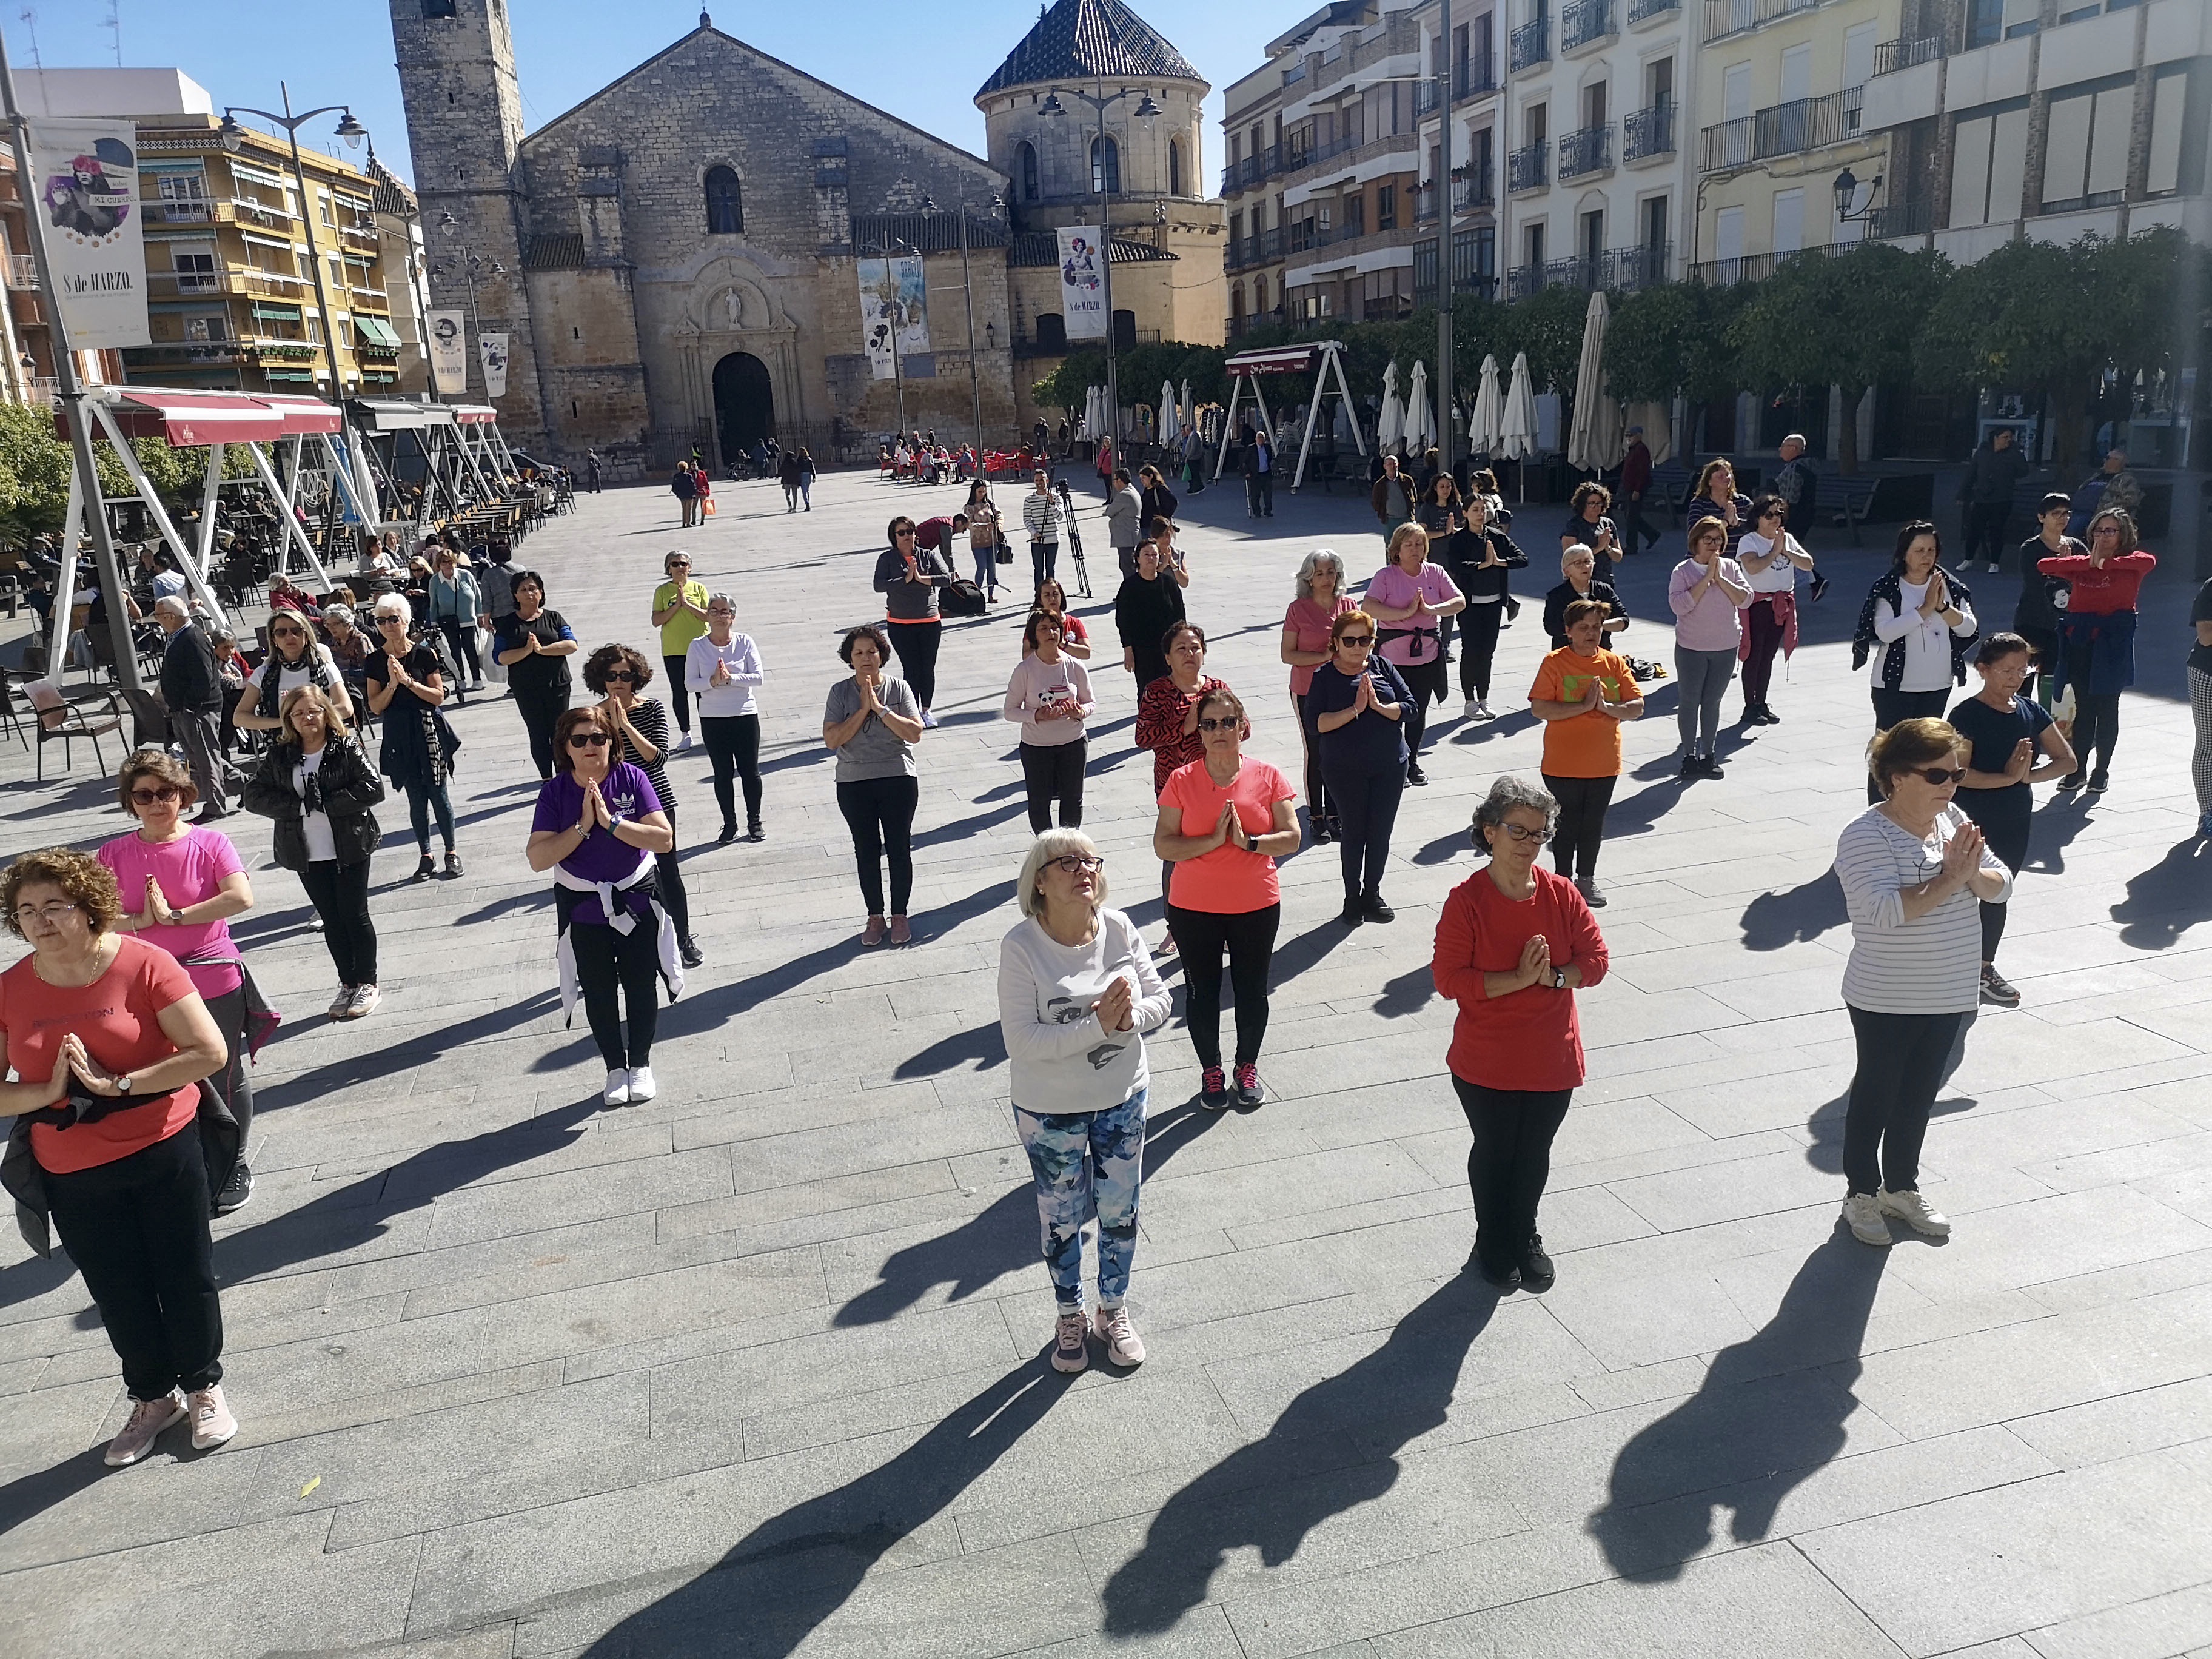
[1436,0,1455,470]
[1041,81,1160,461]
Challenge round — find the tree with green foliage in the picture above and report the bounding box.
[0,398,255,544]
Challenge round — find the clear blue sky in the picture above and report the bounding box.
[2,0,1314,186]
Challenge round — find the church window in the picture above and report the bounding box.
[705,166,743,235]
[1090,136,1120,196]
[1035,313,1066,351]
[421,0,457,16]
[1168,139,1184,197]
[1019,141,1039,202]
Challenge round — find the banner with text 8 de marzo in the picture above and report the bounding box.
[427,310,468,395]
[28,120,149,349]
[1057,227,1106,341]
[480,333,509,401]
[857,256,928,381]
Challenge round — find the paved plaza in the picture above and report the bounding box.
[4,463,2211,1658]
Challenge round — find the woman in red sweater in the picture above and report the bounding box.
[2038,506,2156,794]
[1431,775,1609,1292]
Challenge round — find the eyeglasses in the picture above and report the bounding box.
[602,671,635,683]
[2091,526,2123,537]
[1196,717,1240,732]
[894,528,917,537]
[13,900,78,924]
[707,608,736,617]
[130,786,183,805]
[1045,855,1105,875]
[1338,635,1373,648]
[1909,766,1968,786]
[1495,823,1554,845]
[566,732,612,749]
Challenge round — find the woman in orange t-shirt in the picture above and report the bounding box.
[1155,688,1301,1109]
[1527,599,1644,907]
[0,848,233,1467]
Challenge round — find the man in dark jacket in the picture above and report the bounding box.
[1959,427,2029,573]
[1619,426,1655,556]
[1241,427,1275,518]
[671,462,699,527]
[1771,432,1818,523]
[155,596,234,818]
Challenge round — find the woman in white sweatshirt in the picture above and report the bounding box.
[996,830,1171,1375]
[1002,609,1096,833]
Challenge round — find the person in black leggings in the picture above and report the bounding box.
[491,570,577,779]
[873,516,949,723]
[683,595,766,844]
[1305,609,1410,925]
[824,625,926,947]
[1445,494,1527,719]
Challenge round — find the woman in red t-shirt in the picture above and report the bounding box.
[2037,506,2157,793]
[1280,549,1355,845]
[0,848,234,1467]
[1155,688,1301,1108]
[1430,777,1609,1293]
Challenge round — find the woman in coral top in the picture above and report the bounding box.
[1527,599,1644,908]
[0,848,234,1466]
[1431,777,1609,1293]
[2039,506,2157,794]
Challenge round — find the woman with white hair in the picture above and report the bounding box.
[364,593,463,882]
[1280,548,1355,842]
[996,830,1171,1374]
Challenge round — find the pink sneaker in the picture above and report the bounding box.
[1050,1310,1090,1373]
[188,1384,238,1450]
[105,1392,185,1466]
[1093,1305,1146,1367]
[862,914,888,947]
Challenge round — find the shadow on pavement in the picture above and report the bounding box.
[1801,1014,1975,1175]
[2110,837,2212,948]
[1739,868,1846,951]
[0,1447,109,1540]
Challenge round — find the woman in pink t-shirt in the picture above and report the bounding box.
[1281,548,1355,843]
[97,749,259,1215]
[1155,687,1301,1108]
[1364,523,1465,786]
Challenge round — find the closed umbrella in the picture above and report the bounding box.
[1179,378,1195,440]
[1406,360,1434,452]
[1567,290,1623,474]
[1377,361,1404,452]
[1498,350,1539,501]
[1468,354,1504,456]
[1161,379,1179,440]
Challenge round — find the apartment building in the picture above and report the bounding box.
[1691,0,1895,282]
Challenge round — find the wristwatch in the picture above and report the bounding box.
[1549,965,1567,990]
[608,813,626,835]
[114,1073,135,1096]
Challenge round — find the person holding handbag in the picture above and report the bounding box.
[1305,609,1411,926]
[964,480,1004,605]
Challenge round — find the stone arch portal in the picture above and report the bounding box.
[712,352,774,462]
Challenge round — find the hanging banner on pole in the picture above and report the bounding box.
[479,332,509,400]
[1057,227,1106,341]
[427,310,468,395]
[857,256,928,381]
[28,121,150,349]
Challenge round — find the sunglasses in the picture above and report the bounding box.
[1196,717,1241,732]
[566,732,612,749]
[1046,855,1104,875]
[603,671,635,683]
[894,528,917,537]
[1909,766,1967,786]
[271,627,306,639]
[130,785,183,805]
[1338,635,1374,648]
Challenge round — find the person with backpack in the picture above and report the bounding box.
[670,463,699,528]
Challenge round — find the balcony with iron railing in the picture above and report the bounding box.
[1559,124,1614,181]
[1871,32,1947,76]
[1509,18,1550,73]
[1415,184,1439,224]
[1624,102,1675,162]
[149,268,312,301]
[1703,0,1822,42]
[1224,226,1286,270]
[1507,142,1549,195]
[1627,0,1680,21]
[5,253,38,290]
[1562,0,1617,53]
[1507,243,1671,298]
[1865,201,1931,238]
[1700,85,1863,172]
[1219,142,1287,197]
[1688,238,1857,285]
[1416,58,1501,114]
[1454,173,1496,213]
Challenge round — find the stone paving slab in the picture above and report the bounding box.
[2,463,2210,1657]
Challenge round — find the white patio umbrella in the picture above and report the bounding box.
[1376,361,1404,452]
[1179,378,1195,440]
[1468,353,1504,455]
[1566,290,1624,475]
[1160,378,1179,439]
[1405,360,1435,452]
[1497,352,1538,461]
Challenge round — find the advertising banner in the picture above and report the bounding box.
[427,310,468,395]
[857,256,928,381]
[28,120,149,349]
[479,332,509,400]
[1057,227,1106,341]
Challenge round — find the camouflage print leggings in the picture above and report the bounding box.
[1013,1087,1147,1313]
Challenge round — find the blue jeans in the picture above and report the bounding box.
[1013,1087,1146,1312]
[406,780,455,853]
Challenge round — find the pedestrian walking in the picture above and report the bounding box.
[2193,575,2212,840]
[0,849,239,1465]
[823,624,925,947]
[2040,506,2156,795]
[1446,495,1527,720]
[1852,523,1979,806]
[1957,427,2029,572]
[1022,469,1064,592]
[584,451,603,494]
[1618,426,1656,557]
[779,446,804,512]
[1242,426,1275,518]
[586,645,705,970]
[427,546,484,689]
[492,570,580,780]
[683,594,766,845]
[1834,719,2011,1247]
[1432,775,1610,1291]
[1138,464,1178,537]
[1528,600,1644,906]
[1155,686,1299,1110]
[1003,609,1095,833]
[1115,540,1188,690]
[1667,517,1753,779]
[1282,549,1356,843]
[1371,454,1418,547]
[996,830,1170,1373]
[965,480,1004,602]
[152,597,235,819]
[241,685,383,1023]
[365,595,463,882]
[873,515,950,726]
[1304,609,1410,925]
[796,446,816,511]
[1365,522,1465,785]
[650,552,711,751]
[526,706,680,1108]
[1736,495,1815,726]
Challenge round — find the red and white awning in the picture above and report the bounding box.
[59,388,297,446]
[252,393,347,436]
[1224,343,1343,378]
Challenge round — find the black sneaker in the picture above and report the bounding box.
[1233,1063,1265,1108]
[717,822,740,844]
[1699,755,1726,780]
[1406,760,1429,787]
[211,1159,255,1218]
[1339,897,1366,927]
[1678,753,1700,780]
[443,851,464,879]
[2056,771,2084,792]
[1199,1065,1230,1110]
[1979,964,2021,1007]
[1520,1235,1556,1290]
[410,854,435,883]
[1362,891,1395,923]
[745,823,767,842]
[680,939,705,970]
[2085,773,2109,795]
[1469,1248,1520,1291]
[1759,705,1782,725]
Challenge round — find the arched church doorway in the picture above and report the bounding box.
[712,352,774,462]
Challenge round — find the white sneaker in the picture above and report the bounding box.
[920,708,939,730]
[187,1384,238,1450]
[1842,1191,1892,1247]
[1476,700,1495,720]
[675,731,693,752]
[1879,1187,1951,1236]
[626,1064,657,1103]
[346,984,381,1020]
[603,1068,631,1107]
[1464,697,1481,719]
[328,986,354,1021]
[1093,1304,1147,1367]
[1985,561,2001,574]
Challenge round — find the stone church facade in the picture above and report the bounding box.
[387,0,1226,477]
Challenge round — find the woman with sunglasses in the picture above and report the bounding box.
[873,515,950,726]
[1364,522,1464,787]
[492,570,579,780]
[365,594,463,883]
[825,623,925,947]
[996,830,1171,1373]
[1003,609,1096,833]
[586,645,705,970]
[1155,687,1299,1110]
[685,592,766,845]
[243,685,385,1022]
[1305,609,1411,926]
[526,706,679,1108]
[651,551,711,750]
[1834,719,2010,1248]
[1027,576,1091,660]
[1432,775,1610,1290]
[1528,599,1644,907]
[98,749,260,1216]
[232,611,342,740]
[2039,506,2157,794]
[1281,549,1355,843]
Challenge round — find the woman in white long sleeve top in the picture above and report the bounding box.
[996,830,1171,1375]
[682,594,766,843]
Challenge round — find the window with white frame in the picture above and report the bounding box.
[2040,83,2130,212]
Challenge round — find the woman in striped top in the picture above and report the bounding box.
[1832,718,2011,1248]
[585,644,703,970]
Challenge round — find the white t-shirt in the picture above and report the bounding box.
[245,643,343,702]
[1739,529,1805,595]
[295,748,337,863]
[996,909,1171,1114]
[1874,578,1976,693]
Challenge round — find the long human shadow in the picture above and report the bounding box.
[0,1447,109,1540]
[2023,793,2097,874]
[1597,775,1694,840]
[833,1100,1229,1327]
[1587,1233,1888,1577]
[2110,837,2212,948]
[1099,1271,1501,1635]
[1801,1020,1976,1175]
[252,991,563,1111]
[1739,868,1846,951]
[579,1359,1073,1657]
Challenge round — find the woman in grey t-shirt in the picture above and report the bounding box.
[823,624,925,947]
